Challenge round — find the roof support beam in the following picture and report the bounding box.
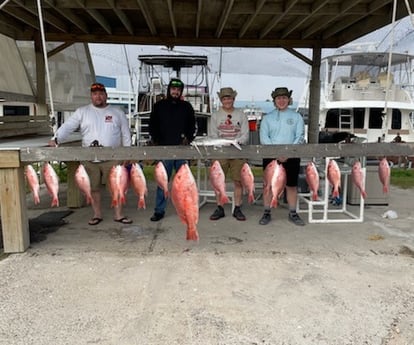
[281,0,330,38]
[43,0,90,33]
[2,6,39,30]
[260,0,299,39]
[215,0,234,38]
[47,42,74,58]
[195,0,203,38]
[106,0,134,35]
[166,0,177,37]
[238,0,266,38]
[12,0,68,33]
[74,0,112,35]
[136,0,157,35]
[323,0,392,39]
[302,0,364,39]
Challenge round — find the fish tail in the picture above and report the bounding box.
[186,226,199,241]
[34,194,41,205]
[270,197,278,208]
[361,191,368,199]
[312,192,318,201]
[138,198,146,209]
[220,194,230,205]
[51,196,59,207]
[332,188,339,198]
[383,185,389,194]
[248,193,255,204]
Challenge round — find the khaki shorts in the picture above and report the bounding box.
[82,160,121,191]
[218,159,247,182]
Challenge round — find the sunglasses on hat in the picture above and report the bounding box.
[90,83,106,92]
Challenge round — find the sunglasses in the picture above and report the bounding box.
[90,83,106,92]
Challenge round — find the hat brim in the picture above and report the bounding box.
[217,91,237,99]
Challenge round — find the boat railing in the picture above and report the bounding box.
[0,114,52,138]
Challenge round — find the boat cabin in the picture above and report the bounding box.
[319,52,414,143]
[133,54,212,146]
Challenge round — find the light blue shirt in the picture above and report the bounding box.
[259,107,305,145]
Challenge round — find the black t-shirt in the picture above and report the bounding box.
[149,98,196,145]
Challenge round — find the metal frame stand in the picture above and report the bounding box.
[297,157,365,223]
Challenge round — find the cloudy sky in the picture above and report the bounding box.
[90,16,414,102]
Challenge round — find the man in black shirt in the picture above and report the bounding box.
[149,78,196,221]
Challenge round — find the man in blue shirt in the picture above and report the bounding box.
[259,87,305,226]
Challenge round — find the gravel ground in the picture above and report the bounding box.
[0,182,413,345]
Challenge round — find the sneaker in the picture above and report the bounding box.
[232,206,246,221]
[259,212,271,225]
[288,212,305,226]
[150,213,164,222]
[210,206,225,220]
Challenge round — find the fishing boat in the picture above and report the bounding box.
[132,54,212,146]
[300,51,414,144]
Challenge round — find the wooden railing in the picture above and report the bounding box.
[1,143,413,253]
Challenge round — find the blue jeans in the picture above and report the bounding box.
[154,159,187,215]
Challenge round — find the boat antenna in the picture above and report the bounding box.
[382,0,398,140]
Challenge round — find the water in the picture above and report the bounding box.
[235,100,298,114]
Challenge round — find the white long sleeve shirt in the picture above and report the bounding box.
[55,104,131,147]
[208,107,249,145]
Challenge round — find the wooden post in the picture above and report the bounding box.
[66,161,84,208]
[0,150,29,253]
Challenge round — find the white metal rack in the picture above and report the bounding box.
[297,157,365,223]
[196,159,235,211]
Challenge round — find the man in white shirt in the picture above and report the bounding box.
[48,82,132,225]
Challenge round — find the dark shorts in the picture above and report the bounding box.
[262,158,301,187]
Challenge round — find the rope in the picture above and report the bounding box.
[36,0,56,134]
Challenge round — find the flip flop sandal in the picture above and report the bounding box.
[114,217,133,224]
[88,217,103,226]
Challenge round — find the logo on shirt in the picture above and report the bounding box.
[105,115,113,123]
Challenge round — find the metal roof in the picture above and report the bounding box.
[0,0,410,49]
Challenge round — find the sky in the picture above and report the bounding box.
[90,16,414,102]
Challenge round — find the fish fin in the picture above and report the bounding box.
[232,141,242,150]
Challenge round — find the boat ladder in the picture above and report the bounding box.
[339,109,353,131]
